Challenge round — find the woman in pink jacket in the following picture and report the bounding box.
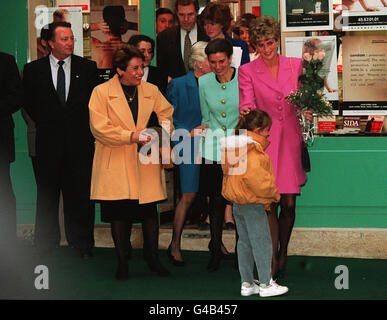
[238,16,310,279]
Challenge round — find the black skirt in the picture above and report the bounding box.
[198,159,224,196]
[99,199,158,223]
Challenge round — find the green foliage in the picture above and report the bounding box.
[286,59,333,115]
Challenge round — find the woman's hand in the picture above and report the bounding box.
[190,125,208,137]
[131,129,152,145]
[303,110,313,122]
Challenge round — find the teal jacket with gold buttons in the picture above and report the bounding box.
[198,69,239,162]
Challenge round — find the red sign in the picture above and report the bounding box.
[318,120,336,132]
[252,6,261,17]
[59,4,89,12]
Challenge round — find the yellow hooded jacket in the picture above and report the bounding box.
[220,131,279,211]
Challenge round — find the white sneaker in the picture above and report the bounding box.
[259,279,288,297]
[241,282,260,296]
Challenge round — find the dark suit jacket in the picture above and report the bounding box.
[156,24,207,79]
[0,52,22,163]
[22,54,99,158]
[147,65,168,95]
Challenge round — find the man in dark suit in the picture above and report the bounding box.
[22,22,99,258]
[157,0,206,79]
[0,52,22,246]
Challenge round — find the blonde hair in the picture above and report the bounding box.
[188,41,208,70]
[249,15,280,46]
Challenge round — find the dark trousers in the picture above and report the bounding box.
[0,159,16,246]
[34,137,95,253]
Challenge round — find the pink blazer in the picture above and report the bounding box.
[238,54,307,193]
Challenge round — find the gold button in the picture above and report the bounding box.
[221,113,226,118]
[222,126,226,131]
[221,85,226,90]
[221,99,225,104]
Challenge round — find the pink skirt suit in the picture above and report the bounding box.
[238,54,307,194]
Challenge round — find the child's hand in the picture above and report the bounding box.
[274,193,281,203]
[239,107,251,119]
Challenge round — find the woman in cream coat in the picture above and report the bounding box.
[89,45,174,281]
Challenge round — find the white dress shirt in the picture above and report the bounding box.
[180,24,198,59]
[142,66,149,82]
[49,54,71,101]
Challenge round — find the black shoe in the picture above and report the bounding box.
[225,222,235,230]
[199,222,210,230]
[80,249,94,259]
[115,263,129,281]
[207,254,222,272]
[148,260,171,277]
[221,252,235,260]
[167,245,185,267]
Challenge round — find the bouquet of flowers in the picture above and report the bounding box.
[286,48,333,146]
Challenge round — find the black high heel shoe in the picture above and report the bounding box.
[147,259,171,277]
[167,245,185,267]
[207,253,222,272]
[115,263,129,281]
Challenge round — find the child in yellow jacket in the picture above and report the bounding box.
[220,109,288,298]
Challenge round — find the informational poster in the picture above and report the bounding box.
[342,0,387,31]
[90,0,138,80]
[57,0,90,13]
[285,36,339,114]
[35,6,83,60]
[281,0,333,31]
[342,36,387,115]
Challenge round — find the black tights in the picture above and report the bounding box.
[111,213,161,270]
[267,194,296,278]
[208,194,227,256]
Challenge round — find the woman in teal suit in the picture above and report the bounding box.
[198,38,239,271]
[165,41,211,266]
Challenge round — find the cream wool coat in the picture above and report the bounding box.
[88,74,174,203]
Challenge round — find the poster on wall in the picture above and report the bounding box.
[341,0,387,31]
[35,6,83,60]
[342,36,387,115]
[57,0,91,13]
[285,36,339,114]
[281,0,333,31]
[90,0,138,80]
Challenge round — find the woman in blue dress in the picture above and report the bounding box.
[165,41,211,266]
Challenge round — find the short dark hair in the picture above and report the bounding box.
[128,34,155,52]
[205,38,233,59]
[156,7,174,19]
[112,44,145,72]
[47,21,72,41]
[199,2,232,33]
[175,0,199,12]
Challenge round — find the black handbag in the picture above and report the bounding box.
[301,142,311,172]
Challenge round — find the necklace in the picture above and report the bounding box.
[123,86,137,104]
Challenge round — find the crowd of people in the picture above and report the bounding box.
[0,0,313,298]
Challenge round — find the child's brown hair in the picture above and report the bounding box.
[235,109,272,134]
